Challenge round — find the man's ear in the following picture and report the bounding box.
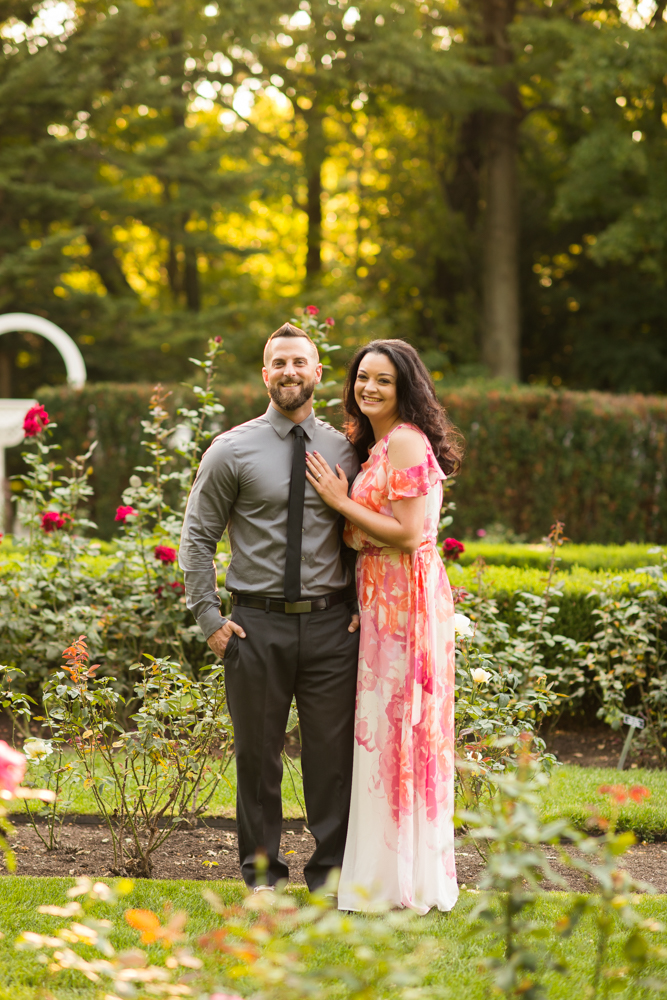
[315,363,323,383]
[261,367,269,387]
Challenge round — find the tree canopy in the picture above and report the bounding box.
[1,0,667,393]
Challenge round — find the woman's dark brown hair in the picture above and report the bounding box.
[343,340,464,475]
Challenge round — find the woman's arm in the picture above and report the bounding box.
[305,429,427,554]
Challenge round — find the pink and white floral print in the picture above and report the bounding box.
[338,424,458,915]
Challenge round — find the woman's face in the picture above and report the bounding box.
[354,351,399,427]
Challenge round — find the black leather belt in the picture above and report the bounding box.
[232,589,353,614]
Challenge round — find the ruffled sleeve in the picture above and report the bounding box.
[386,453,445,501]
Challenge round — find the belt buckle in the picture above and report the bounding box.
[284,600,312,614]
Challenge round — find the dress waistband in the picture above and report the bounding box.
[359,541,437,557]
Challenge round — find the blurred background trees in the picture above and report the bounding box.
[1,0,667,394]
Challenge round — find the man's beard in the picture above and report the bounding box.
[269,378,317,411]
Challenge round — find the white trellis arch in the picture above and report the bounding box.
[0,313,87,530]
[0,312,87,387]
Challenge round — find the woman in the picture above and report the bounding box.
[305,339,463,914]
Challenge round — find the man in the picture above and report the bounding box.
[179,322,361,892]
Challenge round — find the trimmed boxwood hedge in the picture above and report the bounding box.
[457,542,663,572]
[448,563,661,645]
[9,382,667,542]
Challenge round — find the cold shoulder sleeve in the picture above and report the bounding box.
[386,452,445,501]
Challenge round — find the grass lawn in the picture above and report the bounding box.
[1,878,667,998]
[17,760,667,839]
[540,763,667,840]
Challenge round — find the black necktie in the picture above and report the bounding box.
[284,425,306,603]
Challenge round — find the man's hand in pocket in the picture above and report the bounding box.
[207,620,246,657]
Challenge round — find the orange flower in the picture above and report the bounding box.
[125,909,162,943]
[598,784,628,804]
[125,908,186,946]
[629,784,651,803]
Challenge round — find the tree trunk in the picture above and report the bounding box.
[85,225,135,297]
[482,109,520,379]
[304,109,324,279]
[163,26,201,310]
[183,242,201,311]
[0,353,11,398]
[480,0,520,381]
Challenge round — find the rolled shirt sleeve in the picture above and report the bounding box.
[179,436,239,639]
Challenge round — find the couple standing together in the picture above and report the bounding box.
[180,322,462,914]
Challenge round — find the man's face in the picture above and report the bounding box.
[262,337,322,412]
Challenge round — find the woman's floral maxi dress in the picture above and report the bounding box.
[338,423,458,914]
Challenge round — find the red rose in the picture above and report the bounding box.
[23,404,50,438]
[41,511,71,533]
[305,305,319,315]
[169,581,185,594]
[214,336,223,343]
[154,544,177,564]
[442,537,465,561]
[325,317,335,327]
[115,505,138,523]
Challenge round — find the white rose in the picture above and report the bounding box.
[454,613,474,637]
[129,475,142,488]
[471,668,491,685]
[23,738,54,761]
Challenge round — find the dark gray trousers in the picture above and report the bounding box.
[223,602,359,891]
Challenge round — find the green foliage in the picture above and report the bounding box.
[38,638,233,876]
[12,381,667,543]
[3,0,667,394]
[574,565,667,755]
[462,748,667,999]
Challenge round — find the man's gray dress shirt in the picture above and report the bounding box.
[179,403,361,639]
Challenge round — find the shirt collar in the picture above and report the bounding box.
[265,403,316,441]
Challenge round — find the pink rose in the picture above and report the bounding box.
[115,505,138,523]
[23,404,50,438]
[154,544,177,564]
[305,305,319,315]
[324,317,335,327]
[0,740,26,795]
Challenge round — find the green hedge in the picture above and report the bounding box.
[449,563,662,645]
[457,541,663,571]
[9,382,667,542]
[443,387,667,545]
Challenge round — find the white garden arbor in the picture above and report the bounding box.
[0,313,87,530]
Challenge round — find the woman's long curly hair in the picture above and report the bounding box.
[343,340,464,475]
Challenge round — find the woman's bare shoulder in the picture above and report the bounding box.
[387,426,427,470]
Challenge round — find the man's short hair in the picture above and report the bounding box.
[263,323,318,366]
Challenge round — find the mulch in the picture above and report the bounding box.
[5,819,667,894]
[3,717,665,893]
[545,724,663,770]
